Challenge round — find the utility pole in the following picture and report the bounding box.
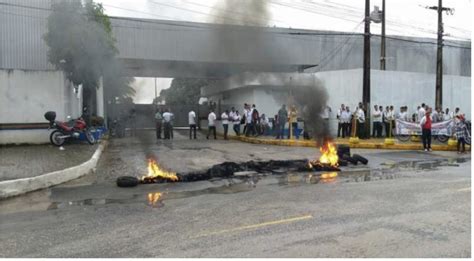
[380,0,386,70]
[426,0,454,109]
[363,0,371,139]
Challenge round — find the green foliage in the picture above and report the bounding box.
[44,0,116,88]
[157,78,217,105]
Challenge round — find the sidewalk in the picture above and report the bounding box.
[0,143,98,182]
[230,135,470,151]
[0,141,107,199]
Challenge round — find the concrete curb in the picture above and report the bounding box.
[230,136,470,151]
[0,141,108,199]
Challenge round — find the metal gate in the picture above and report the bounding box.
[107,104,202,129]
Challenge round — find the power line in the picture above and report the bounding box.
[101,3,185,21]
[183,0,290,27]
[147,0,268,27]
[315,20,364,71]
[0,1,470,50]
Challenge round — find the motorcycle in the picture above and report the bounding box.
[44,111,95,146]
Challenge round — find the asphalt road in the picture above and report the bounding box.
[0,130,470,257]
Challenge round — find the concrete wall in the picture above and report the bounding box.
[0,69,82,144]
[206,69,471,137]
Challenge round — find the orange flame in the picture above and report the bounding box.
[147,192,162,205]
[320,172,338,179]
[318,142,339,167]
[142,159,179,182]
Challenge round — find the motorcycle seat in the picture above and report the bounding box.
[56,121,73,132]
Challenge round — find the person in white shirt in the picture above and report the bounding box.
[233,111,241,136]
[221,110,229,140]
[340,106,351,138]
[431,107,439,123]
[337,104,345,138]
[162,109,172,139]
[356,106,365,138]
[398,106,408,122]
[245,105,254,137]
[372,104,382,138]
[454,107,461,118]
[321,105,331,120]
[207,110,217,139]
[188,110,197,139]
[242,103,250,135]
[229,107,236,119]
[382,106,390,137]
[417,103,426,123]
[444,108,452,121]
[259,113,270,135]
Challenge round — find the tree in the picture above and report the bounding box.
[44,0,116,88]
[44,0,134,114]
[157,78,217,105]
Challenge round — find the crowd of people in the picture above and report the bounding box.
[335,102,466,139]
[154,108,175,140]
[204,103,272,140]
[155,101,469,153]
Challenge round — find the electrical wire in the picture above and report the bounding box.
[0,1,470,50]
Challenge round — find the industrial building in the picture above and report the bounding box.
[0,0,471,143]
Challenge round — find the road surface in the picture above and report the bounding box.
[0,130,470,257]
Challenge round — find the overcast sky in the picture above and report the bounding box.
[96,0,472,103]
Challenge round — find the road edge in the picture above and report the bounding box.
[0,140,108,199]
[230,136,468,151]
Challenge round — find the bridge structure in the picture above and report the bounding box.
[0,0,471,78]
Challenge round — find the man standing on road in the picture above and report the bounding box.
[221,110,229,140]
[337,104,345,138]
[207,110,217,140]
[432,107,439,123]
[155,109,163,140]
[340,106,351,138]
[233,111,241,136]
[372,105,382,138]
[188,109,197,139]
[454,107,462,118]
[162,109,172,140]
[420,107,432,152]
[245,105,254,137]
[356,105,365,139]
[455,115,469,154]
[418,103,426,123]
[242,103,249,135]
[276,104,288,139]
[251,104,260,136]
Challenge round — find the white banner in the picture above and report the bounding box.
[395,119,454,136]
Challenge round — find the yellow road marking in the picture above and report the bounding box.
[457,187,471,192]
[192,215,313,238]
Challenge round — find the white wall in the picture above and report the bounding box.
[371,70,471,119]
[0,69,82,144]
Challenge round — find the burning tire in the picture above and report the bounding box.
[338,159,348,167]
[341,155,358,165]
[116,176,139,187]
[336,144,350,158]
[352,154,368,165]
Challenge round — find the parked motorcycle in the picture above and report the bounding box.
[44,111,95,146]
